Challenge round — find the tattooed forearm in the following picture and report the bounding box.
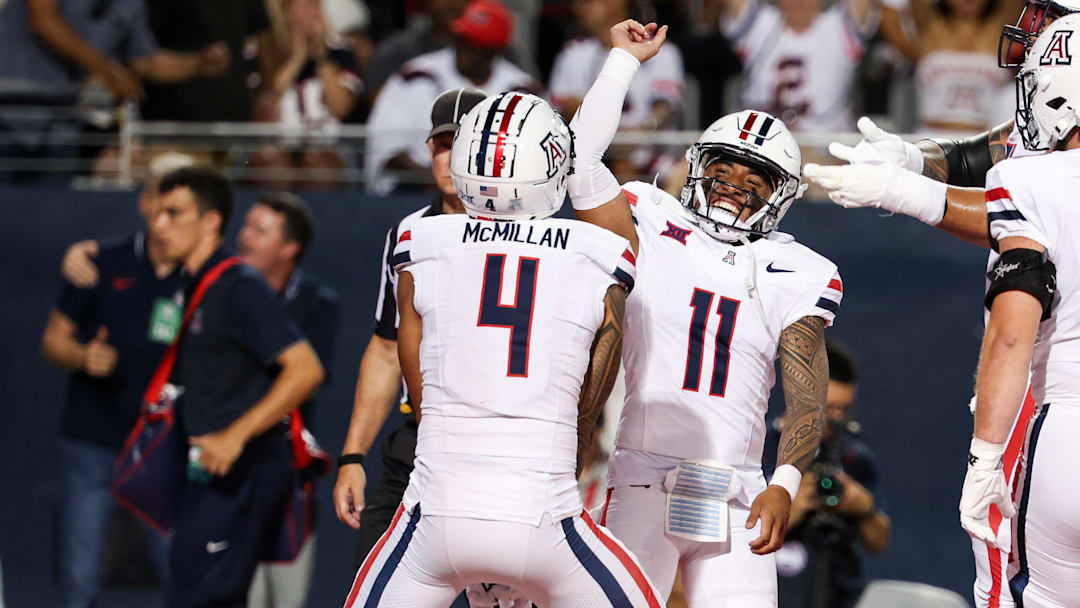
[776,316,828,473]
[918,140,949,182]
[576,284,626,476]
[987,120,1014,166]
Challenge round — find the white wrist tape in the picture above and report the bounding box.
[968,437,1006,471]
[568,49,640,211]
[889,169,948,225]
[769,464,803,502]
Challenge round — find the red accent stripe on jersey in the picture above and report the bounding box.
[491,94,523,178]
[986,188,1012,203]
[581,510,662,608]
[600,488,613,526]
[828,279,843,292]
[984,387,1036,607]
[739,112,758,140]
[398,231,411,243]
[622,188,638,206]
[344,504,405,607]
[622,248,636,265]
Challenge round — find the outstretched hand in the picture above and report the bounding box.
[610,19,668,64]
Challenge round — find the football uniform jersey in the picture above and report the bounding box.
[394,214,636,525]
[609,181,842,507]
[725,0,872,132]
[988,148,1080,407]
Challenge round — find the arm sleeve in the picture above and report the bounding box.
[373,225,400,340]
[987,165,1050,248]
[230,274,304,367]
[567,48,640,211]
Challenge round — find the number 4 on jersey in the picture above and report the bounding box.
[683,288,740,396]
[478,253,539,377]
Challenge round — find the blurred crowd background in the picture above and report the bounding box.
[0,0,1025,190]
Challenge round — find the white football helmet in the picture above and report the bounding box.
[680,110,805,242]
[450,92,574,221]
[1016,13,1080,150]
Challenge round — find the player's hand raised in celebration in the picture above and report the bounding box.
[746,485,791,555]
[610,19,668,64]
[827,117,925,173]
[334,462,366,529]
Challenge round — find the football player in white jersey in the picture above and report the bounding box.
[568,21,841,606]
[343,92,662,608]
[801,3,1080,606]
[961,17,1080,606]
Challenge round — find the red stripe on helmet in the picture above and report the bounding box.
[491,95,523,178]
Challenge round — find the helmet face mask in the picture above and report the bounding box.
[680,112,804,242]
[1015,13,1080,150]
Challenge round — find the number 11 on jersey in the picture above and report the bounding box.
[683,288,740,396]
[478,253,539,378]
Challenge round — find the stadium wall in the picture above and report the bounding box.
[0,187,986,606]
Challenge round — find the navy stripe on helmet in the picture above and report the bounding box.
[755,116,775,145]
[475,92,508,177]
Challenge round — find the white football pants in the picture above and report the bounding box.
[601,485,777,607]
[343,504,662,608]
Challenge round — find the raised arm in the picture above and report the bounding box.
[747,316,828,555]
[576,284,626,476]
[569,20,669,254]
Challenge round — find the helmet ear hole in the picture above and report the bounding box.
[1048,96,1067,109]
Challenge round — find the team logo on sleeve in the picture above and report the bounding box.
[1040,30,1073,65]
[540,132,567,178]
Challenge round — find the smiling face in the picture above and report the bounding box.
[701,158,775,222]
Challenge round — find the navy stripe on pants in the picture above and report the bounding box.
[1009,403,1051,608]
[561,516,632,608]
[365,506,421,607]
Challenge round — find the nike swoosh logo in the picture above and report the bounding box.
[206,540,229,553]
[765,263,794,273]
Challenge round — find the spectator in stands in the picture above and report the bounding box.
[141,0,273,122]
[720,0,877,132]
[364,0,543,193]
[0,0,228,180]
[322,0,376,120]
[363,0,468,99]
[879,0,1021,132]
[240,193,338,608]
[40,152,195,608]
[248,0,361,189]
[550,0,685,179]
[765,339,891,608]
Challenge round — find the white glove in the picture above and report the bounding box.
[828,116,925,174]
[959,437,1015,547]
[465,583,530,608]
[803,162,948,225]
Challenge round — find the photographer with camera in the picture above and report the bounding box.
[764,339,891,608]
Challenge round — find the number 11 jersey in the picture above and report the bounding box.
[610,181,842,507]
[394,214,636,525]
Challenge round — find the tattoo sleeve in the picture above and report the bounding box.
[577,284,626,476]
[917,139,950,182]
[918,119,1015,186]
[776,316,828,473]
[986,120,1015,166]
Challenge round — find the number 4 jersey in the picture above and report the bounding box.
[393,214,636,525]
[610,181,842,507]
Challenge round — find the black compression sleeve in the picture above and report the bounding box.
[932,131,994,188]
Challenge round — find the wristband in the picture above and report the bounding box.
[769,464,803,501]
[337,453,366,467]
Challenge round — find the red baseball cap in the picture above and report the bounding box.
[451,0,514,51]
